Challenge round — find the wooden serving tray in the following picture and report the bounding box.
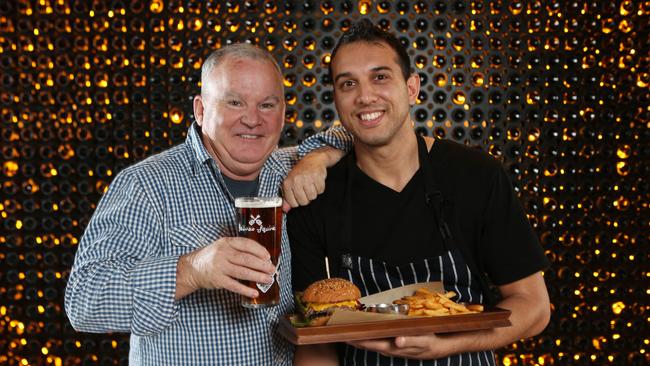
[278,308,511,345]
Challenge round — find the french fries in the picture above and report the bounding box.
[393,287,484,317]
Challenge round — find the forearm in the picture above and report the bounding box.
[308,146,346,167]
[175,252,198,300]
[437,289,549,354]
[349,273,551,360]
[435,272,551,356]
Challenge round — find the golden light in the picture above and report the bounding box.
[611,301,625,315]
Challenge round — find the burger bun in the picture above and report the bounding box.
[302,278,361,303]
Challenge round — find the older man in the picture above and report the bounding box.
[65,43,350,365]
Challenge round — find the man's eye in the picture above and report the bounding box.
[260,103,276,109]
[228,100,243,107]
[341,80,355,88]
[375,74,388,80]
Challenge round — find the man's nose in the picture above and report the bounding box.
[241,108,262,128]
[355,82,378,105]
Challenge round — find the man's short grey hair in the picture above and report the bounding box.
[200,43,284,95]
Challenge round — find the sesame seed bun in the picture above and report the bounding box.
[302,278,361,304]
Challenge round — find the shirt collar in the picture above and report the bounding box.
[185,122,285,179]
[187,122,213,165]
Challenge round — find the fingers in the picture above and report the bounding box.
[282,200,292,213]
[282,154,328,208]
[393,335,439,358]
[348,339,400,358]
[394,337,408,348]
[226,237,275,274]
[228,237,270,259]
[294,183,318,206]
[282,183,310,208]
[308,182,322,199]
[348,336,437,359]
[215,265,273,289]
[314,178,325,195]
[347,339,392,352]
[226,252,275,280]
[394,336,430,349]
[216,275,259,299]
[186,237,278,297]
[282,182,299,209]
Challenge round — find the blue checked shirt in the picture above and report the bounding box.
[65,123,351,365]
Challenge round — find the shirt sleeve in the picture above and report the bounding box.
[480,165,550,285]
[269,124,353,174]
[296,124,353,158]
[287,204,328,292]
[64,169,180,336]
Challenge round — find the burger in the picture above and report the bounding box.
[295,278,362,327]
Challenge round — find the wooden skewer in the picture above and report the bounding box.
[325,256,331,279]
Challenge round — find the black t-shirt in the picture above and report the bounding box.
[347,163,441,264]
[288,139,549,292]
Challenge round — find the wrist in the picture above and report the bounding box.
[315,146,345,167]
[175,253,199,300]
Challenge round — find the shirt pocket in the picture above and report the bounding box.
[168,223,236,252]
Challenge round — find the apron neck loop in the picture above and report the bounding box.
[340,134,446,270]
[417,135,453,247]
[339,152,356,271]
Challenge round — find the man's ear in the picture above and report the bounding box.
[406,73,421,106]
[193,95,204,126]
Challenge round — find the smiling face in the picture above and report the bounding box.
[193,56,285,180]
[331,41,420,149]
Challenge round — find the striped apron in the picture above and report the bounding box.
[337,135,497,366]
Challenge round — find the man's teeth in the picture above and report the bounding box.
[240,134,260,139]
[359,111,382,121]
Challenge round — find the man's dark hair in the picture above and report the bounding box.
[329,19,412,81]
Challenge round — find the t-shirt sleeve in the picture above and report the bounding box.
[480,165,550,285]
[287,204,328,292]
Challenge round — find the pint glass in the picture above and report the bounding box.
[235,196,282,308]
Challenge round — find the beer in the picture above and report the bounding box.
[235,196,283,308]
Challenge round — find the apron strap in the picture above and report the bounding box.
[417,134,498,306]
[329,152,356,276]
[333,133,498,305]
[417,135,453,251]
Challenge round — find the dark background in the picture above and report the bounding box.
[0,1,647,365]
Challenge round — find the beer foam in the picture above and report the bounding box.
[235,196,282,208]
